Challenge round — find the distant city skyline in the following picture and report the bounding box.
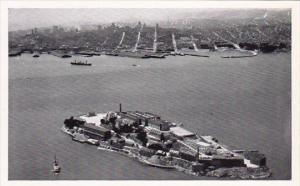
[8,9,199,31]
[9,8,289,31]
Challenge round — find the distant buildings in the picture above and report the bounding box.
[9,18,291,54]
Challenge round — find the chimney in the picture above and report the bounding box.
[195,146,200,161]
[119,103,122,113]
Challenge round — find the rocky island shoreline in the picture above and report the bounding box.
[62,104,271,179]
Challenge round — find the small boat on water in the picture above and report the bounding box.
[32,51,40,58]
[52,154,61,174]
[70,60,92,66]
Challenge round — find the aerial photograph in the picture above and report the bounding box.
[8,8,291,180]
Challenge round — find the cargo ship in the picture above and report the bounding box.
[70,60,92,66]
[62,104,271,179]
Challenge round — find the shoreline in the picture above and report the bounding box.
[61,110,272,179]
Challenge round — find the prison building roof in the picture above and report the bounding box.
[81,123,111,136]
[79,113,107,126]
[128,111,161,120]
[170,126,195,138]
[148,119,170,131]
[119,112,141,121]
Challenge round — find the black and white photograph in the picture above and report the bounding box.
[1,0,299,184]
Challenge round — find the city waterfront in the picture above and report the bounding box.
[9,53,291,180]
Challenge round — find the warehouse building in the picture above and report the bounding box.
[80,123,111,140]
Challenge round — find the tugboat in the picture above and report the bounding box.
[32,51,40,58]
[70,60,92,66]
[52,154,61,174]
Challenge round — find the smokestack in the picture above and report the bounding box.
[119,103,122,113]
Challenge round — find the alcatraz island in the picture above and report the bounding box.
[62,104,271,179]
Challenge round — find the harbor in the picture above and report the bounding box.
[9,53,291,180]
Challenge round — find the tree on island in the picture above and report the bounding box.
[136,128,148,146]
[160,133,165,142]
[64,116,84,129]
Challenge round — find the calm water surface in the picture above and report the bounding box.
[9,53,291,180]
